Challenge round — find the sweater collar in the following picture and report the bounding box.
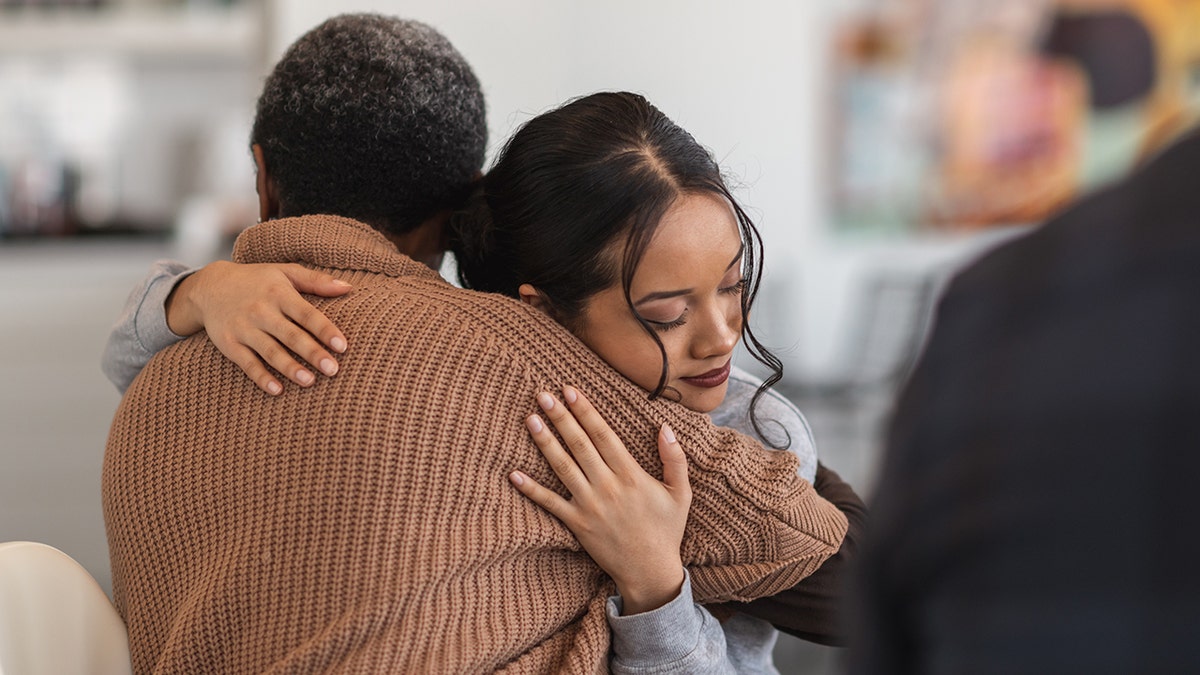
[231,215,441,281]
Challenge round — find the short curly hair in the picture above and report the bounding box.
[251,14,487,236]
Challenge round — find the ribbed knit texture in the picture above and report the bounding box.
[103,215,847,674]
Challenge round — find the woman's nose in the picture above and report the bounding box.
[691,303,740,359]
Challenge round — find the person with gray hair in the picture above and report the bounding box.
[103,12,857,673]
[97,13,482,391]
[250,14,486,243]
[101,13,487,392]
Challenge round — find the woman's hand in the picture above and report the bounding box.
[510,386,692,615]
[165,261,353,395]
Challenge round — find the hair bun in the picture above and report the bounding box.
[448,182,501,290]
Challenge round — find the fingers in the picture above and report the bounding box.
[185,261,355,395]
[508,470,575,525]
[284,300,348,358]
[272,301,341,378]
[658,424,691,498]
[221,342,285,396]
[211,327,315,393]
[278,265,350,355]
[536,391,610,481]
[525,412,590,497]
[280,264,354,299]
[244,330,319,388]
[560,386,638,473]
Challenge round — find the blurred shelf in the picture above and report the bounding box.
[0,4,259,59]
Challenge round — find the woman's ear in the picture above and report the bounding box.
[518,284,553,316]
[252,144,281,223]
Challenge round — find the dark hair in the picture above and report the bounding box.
[251,14,487,236]
[450,91,786,446]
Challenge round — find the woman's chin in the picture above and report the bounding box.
[678,381,729,414]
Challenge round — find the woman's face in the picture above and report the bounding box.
[574,192,745,413]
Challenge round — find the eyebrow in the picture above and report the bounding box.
[633,243,745,307]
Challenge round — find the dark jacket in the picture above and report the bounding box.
[852,129,1200,674]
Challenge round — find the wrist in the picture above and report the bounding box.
[164,269,205,336]
[615,564,685,615]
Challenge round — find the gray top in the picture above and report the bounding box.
[101,262,820,673]
[100,259,191,393]
[711,366,818,486]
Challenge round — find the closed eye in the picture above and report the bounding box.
[720,279,747,295]
[645,313,688,332]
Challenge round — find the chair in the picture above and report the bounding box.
[781,265,948,489]
[0,541,131,675]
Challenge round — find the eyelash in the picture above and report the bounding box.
[648,315,688,332]
[721,279,748,296]
[645,280,746,333]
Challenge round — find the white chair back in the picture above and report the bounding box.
[0,541,131,675]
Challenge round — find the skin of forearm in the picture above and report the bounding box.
[163,268,207,337]
[616,563,686,615]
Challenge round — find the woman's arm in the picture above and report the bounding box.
[512,388,689,613]
[101,260,353,395]
[102,260,196,393]
[511,388,737,674]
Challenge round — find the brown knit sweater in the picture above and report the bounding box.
[103,215,847,674]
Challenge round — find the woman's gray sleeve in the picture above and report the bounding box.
[100,260,195,393]
[606,569,736,674]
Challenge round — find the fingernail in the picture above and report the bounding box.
[319,358,338,376]
[331,336,347,353]
[509,471,525,487]
[536,392,555,411]
[662,423,676,444]
[333,279,352,288]
[563,386,577,404]
[266,381,282,395]
[526,415,544,433]
[296,369,315,386]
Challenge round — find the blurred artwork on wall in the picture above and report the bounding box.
[829,0,1200,234]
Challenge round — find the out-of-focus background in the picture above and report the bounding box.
[4,0,1199,671]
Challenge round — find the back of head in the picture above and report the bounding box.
[252,14,487,236]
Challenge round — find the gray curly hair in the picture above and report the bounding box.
[251,14,487,236]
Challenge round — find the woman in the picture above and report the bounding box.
[453,91,818,672]
[104,92,851,672]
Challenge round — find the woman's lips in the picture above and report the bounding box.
[680,360,731,388]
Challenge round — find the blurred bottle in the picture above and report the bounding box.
[6,154,79,237]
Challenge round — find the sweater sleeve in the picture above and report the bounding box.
[642,419,847,604]
[101,260,194,393]
[716,463,867,646]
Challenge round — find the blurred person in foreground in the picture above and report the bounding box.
[851,2,1200,668]
[103,13,855,674]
